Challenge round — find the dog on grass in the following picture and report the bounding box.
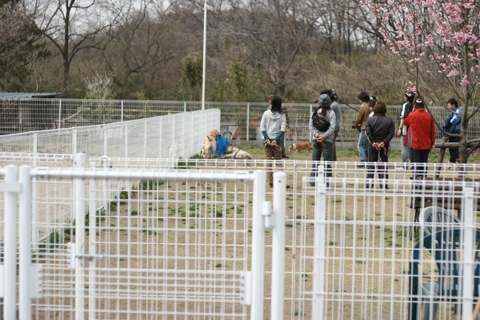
[202,129,222,159]
[221,145,253,159]
[288,142,313,153]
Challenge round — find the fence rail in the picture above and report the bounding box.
[1,98,476,143]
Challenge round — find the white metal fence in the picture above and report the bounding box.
[2,98,475,143]
[0,109,220,159]
[2,157,480,319]
[1,159,290,319]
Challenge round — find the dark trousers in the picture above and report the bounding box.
[448,136,460,163]
[366,144,389,188]
[411,148,431,178]
[310,140,333,187]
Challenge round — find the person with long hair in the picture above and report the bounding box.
[396,90,415,170]
[403,96,436,178]
[309,93,337,187]
[261,95,288,188]
[365,101,395,189]
[353,92,372,167]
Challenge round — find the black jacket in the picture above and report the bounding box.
[365,114,395,146]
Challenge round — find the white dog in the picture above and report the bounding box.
[221,145,253,159]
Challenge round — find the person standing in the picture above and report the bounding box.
[309,94,337,187]
[396,91,415,170]
[403,96,435,178]
[442,98,462,168]
[353,92,371,167]
[320,89,340,161]
[365,102,395,189]
[261,95,287,188]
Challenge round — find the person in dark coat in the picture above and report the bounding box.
[365,101,395,189]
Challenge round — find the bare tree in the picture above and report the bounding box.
[22,0,118,90]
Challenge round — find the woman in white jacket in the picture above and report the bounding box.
[260,95,287,188]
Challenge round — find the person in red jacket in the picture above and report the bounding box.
[403,96,435,178]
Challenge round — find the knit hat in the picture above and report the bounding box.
[318,94,331,108]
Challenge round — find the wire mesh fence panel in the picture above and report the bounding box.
[24,169,258,319]
[0,109,220,161]
[86,158,480,319]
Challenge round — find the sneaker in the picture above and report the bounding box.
[446,162,455,169]
[396,166,405,171]
[282,154,289,159]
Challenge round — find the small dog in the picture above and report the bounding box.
[288,142,313,152]
[221,145,253,159]
[202,129,221,159]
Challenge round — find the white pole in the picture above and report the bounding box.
[19,166,32,320]
[462,187,474,320]
[201,0,207,110]
[312,181,327,318]
[251,171,265,319]
[4,166,18,320]
[89,163,97,320]
[75,154,86,320]
[271,172,286,319]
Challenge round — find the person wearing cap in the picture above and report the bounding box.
[353,92,371,167]
[320,89,340,161]
[309,93,337,187]
[396,91,415,170]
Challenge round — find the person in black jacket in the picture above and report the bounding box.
[365,101,395,189]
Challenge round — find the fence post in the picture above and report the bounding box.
[73,128,78,155]
[247,103,250,141]
[19,166,32,320]
[251,170,266,319]
[89,162,97,319]
[312,181,327,318]
[125,123,129,159]
[159,117,163,159]
[462,187,474,320]
[104,126,108,156]
[75,154,86,320]
[33,133,38,155]
[271,172,286,319]
[144,119,147,158]
[121,100,124,122]
[4,166,18,320]
[58,99,62,131]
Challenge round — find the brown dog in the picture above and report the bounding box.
[288,142,313,152]
[202,129,221,159]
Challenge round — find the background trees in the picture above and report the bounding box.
[9,0,457,107]
[364,0,480,163]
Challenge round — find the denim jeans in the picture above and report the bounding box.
[310,140,333,186]
[401,135,412,168]
[357,130,368,162]
[411,148,430,178]
[448,136,460,163]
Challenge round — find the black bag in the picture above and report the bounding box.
[311,109,330,132]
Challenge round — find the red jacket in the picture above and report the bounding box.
[403,109,435,150]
